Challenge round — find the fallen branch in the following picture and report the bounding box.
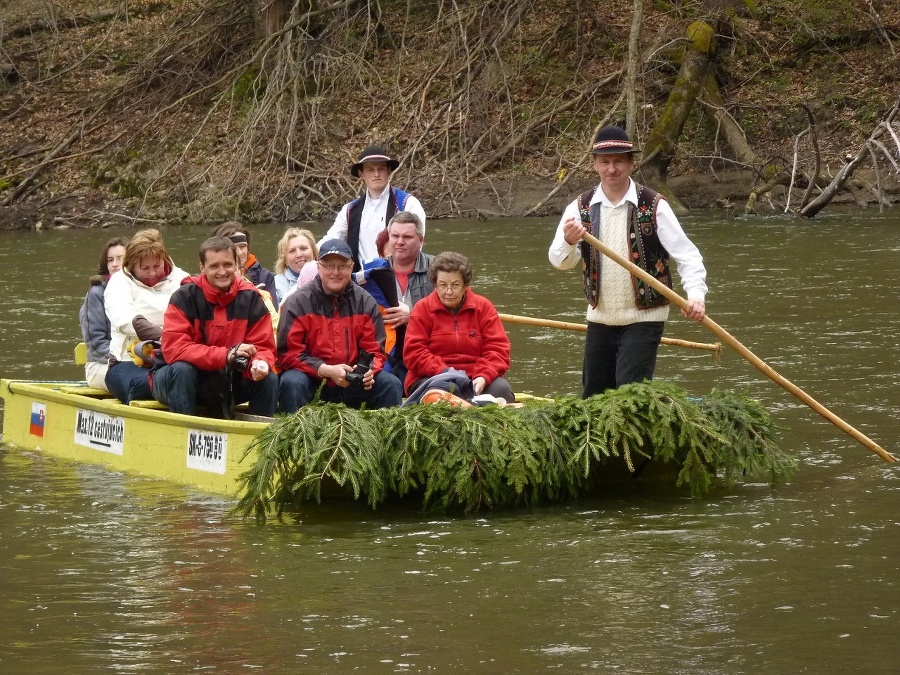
[800,96,900,217]
[798,103,820,211]
[4,9,119,40]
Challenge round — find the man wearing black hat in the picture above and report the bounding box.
[548,125,708,397]
[276,238,403,412]
[318,146,427,271]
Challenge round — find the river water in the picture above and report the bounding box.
[1,212,898,673]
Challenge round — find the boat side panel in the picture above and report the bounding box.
[1,379,262,496]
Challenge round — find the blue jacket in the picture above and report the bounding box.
[245,259,277,304]
[79,279,111,364]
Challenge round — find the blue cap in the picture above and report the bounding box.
[318,239,353,260]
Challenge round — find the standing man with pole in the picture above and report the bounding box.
[548,125,708,397]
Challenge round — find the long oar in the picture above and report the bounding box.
[581,231,896,464]
[498,312,722,357]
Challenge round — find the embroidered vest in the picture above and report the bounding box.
[578,183,671,310]
[346,187,410,272]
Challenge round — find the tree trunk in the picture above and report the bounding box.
[698,73,757,165]
[639,20,716,214]
[624,0,644,138]
[256,0,304,38]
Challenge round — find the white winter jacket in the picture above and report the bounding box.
[104,261,189,362]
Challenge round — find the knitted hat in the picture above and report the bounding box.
[297,260,319,287]
[349,146,400,177]
[591,126,640,154]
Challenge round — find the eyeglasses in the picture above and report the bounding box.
[436,282,465,293]
[317,262,353,272]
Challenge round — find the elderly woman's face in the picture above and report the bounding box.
[435,270,466,310]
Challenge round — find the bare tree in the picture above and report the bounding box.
[639,20,716,213]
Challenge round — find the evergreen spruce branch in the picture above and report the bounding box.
[232,382,795,520]
[233,415,296,523]
[418,406,514,511]
[554,397,612,478]
[312,404,386,507]
[381,405,445,497]
[697,389,795,483]
[518,403,581,499]
[591,393,648,473]
[508,403,571,501]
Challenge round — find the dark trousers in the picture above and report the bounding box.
[583,321,665,398]
[407,375,515,404]
[105,360,152,404]
[152,361,278,417]
[278,369,402,413]
[481,376,515,403]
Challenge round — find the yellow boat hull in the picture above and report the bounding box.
[1,379,267,496]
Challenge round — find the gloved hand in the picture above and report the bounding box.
[132,315,162,341]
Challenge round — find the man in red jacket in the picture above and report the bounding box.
[277,239,402,413]
[152,236,278,417]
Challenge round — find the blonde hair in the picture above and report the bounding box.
[123,229,170,273]
[274,228,318,274]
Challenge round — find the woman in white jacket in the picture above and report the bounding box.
[104,229,188,403]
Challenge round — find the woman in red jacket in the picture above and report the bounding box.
[403,251,514,403]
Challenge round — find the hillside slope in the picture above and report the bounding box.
[1,0,898,229]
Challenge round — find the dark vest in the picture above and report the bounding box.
[578,183,671,310]
[346,187,410,271]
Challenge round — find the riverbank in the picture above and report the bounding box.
[2,167,897,232]
[2,1,899,231]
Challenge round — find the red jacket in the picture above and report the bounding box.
[161,275,276,376]
[277,276,386,381]
[403,289,510,394]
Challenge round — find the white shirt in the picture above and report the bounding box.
[319,184,426,264]
[548,179,707,325]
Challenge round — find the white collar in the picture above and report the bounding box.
[366,184,392,203]
[590,178,637,208]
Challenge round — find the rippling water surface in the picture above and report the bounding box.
[1,212,898,672]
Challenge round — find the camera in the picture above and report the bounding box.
[344,349,374,389]
[233,355,249,372]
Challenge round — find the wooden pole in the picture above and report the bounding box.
[498,313,722,357]
[580,231,895,463]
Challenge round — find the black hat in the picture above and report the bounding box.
[349,146,400,177]
[591,126,640,155]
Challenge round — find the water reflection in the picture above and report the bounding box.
[1,213,899,672]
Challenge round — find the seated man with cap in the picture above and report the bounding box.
[276,238,403,413]
[318,145,427,271]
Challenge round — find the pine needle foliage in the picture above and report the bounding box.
[233,382,794,522]
[696,388,796,485]
[234,403,386,523]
